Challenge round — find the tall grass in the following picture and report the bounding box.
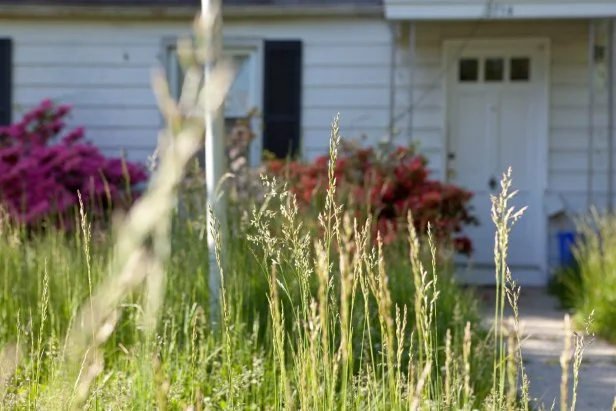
[0,6,596,410]
[549,210,616,343]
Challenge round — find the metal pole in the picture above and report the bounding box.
[202,0,227,325]
[587,19,596,209]
[608,18,614,212]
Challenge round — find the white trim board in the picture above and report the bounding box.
[386,2,616,20]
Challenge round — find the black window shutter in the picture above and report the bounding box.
[262,40,302,159]
[0,39,11,126]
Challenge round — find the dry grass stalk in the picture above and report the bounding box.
[395,303,408,404]
[504,271,530,410]
[0,344,20,400]
[153,354,170,410]
[570,312,594,411]
[506,318,518,408]
[462,321,473,406]
[41,5,235,408]
[409,361,432,411]
[267,262,293,409]
[560,314,573,411]
[490,167,526,409]
[444,328,453,407]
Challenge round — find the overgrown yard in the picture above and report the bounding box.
[0,11,608,411]
[0,179,494,409]
[0,137,601,410]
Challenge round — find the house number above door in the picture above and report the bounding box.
[485,3,514,18]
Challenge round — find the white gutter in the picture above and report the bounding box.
[226,4,382,17]
[386,2,616,20]
[0,4,383,20]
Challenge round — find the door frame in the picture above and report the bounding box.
[441,37,551,282]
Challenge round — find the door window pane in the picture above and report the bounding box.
[510,57,531,81]
[459,58,479,82]
[484,58,504,82]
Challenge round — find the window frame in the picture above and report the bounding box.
[160,35,264,168]
[456,55,533,84]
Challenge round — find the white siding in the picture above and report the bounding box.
[227,20,393,159]
[0,17,392,164]
[394,19,614,269]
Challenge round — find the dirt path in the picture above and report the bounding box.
[478,287,616,410]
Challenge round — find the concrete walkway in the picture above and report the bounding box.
[477,287,616,411]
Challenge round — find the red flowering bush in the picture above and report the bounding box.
[266,142,478,256]
[0,99,149,230]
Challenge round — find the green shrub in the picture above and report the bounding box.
[548,262,583,310]
[552,211,616,342]
[264,142,478,255]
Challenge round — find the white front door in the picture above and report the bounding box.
[445,40,548,286]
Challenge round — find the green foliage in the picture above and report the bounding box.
[0,116,592,411]
[264,142,477,255]
[548,263,583,311]
[0,194,493,409]
[550,211,616,343]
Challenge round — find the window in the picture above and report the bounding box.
[165,41,259,168]
[166,46,254,132]
[224,54,253,129]
[459,58,479,82]
[484,58,504,82]
[458,56,532,84]
[510,57,531,81]
[164,38,304,163]
[262,41,302,159]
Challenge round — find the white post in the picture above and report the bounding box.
[202,0,227,325]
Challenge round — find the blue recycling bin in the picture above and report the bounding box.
[557,230,577,267]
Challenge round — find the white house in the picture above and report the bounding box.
[0,0,614,286]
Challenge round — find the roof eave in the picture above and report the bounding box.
[226,4,383,18]
[0,4,383,20]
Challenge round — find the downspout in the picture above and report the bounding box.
[408,21,416,145]
[587,19,596,209]
[608,18,614,212]
[387,21,398,146]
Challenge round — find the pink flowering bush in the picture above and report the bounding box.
[266,142,478,256]
[0,99,149,231]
